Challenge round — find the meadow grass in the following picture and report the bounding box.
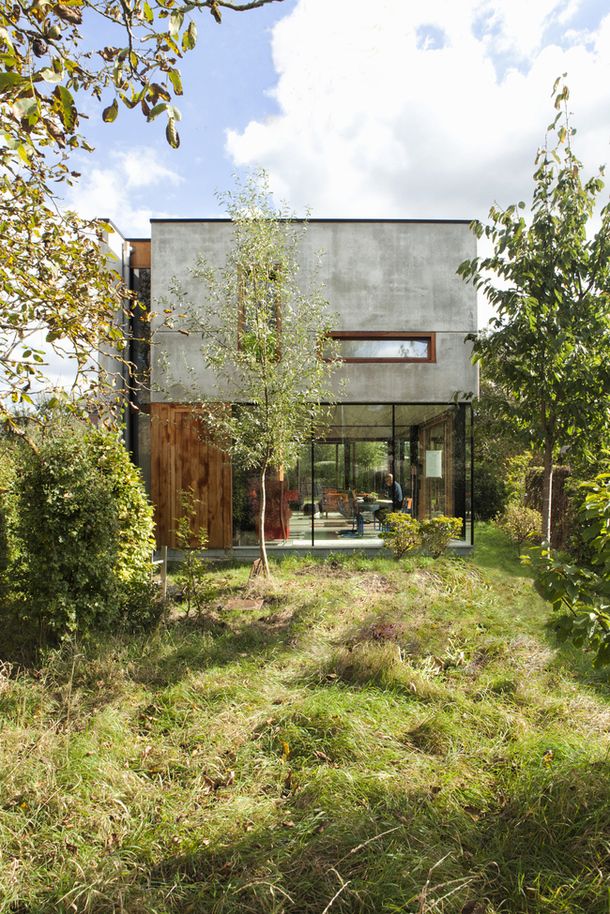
[0,524,609,913]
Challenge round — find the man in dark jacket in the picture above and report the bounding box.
[384,472,403,509]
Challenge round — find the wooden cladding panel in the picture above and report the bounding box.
[129,240,151,269]
[151,404,232,548]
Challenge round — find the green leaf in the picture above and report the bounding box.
[102,98,119,123]
[168,69,183,96]
[182,20,197,51]
[0,72,24,91]
[146,102,167,121]
[38,67,64,84]
[168,10,184,39]
[165,117,180,148]
[53,84,77,131]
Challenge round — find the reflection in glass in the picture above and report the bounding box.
[232,403,472,548]
[334,338,430,360]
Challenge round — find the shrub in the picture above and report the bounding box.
[497,503,542,550]
[13,427,156,643]
[175,488,214,616]
[380,513,421,558]
[532,473,610,666]
[420,516,463,557]
[474,461,508,520]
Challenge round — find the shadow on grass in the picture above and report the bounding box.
[131,596,319,690]
[112,753,610,914]
[546,626,610,700]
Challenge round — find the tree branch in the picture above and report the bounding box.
[213,0,285,9]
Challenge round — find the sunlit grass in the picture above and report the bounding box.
[0,525,609,912]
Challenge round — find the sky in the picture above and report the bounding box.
[66,0,610,298]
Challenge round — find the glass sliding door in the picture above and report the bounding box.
[232,443,313,546]
[231,403,473,548]
[313,405,393,543]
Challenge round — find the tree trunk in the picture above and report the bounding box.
[258,464,270,577]
[541,437,554,544]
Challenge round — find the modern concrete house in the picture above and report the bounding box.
[111,219,478,552]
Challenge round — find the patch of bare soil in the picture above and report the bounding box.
[256,607,296,631]
[295,560,351,579]
[223,598,265,613]
[354,572,397,594]
[354,618,407,644]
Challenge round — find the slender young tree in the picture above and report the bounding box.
[168,174,339,576]
[458,79,610,541]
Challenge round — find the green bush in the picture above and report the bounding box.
[0,440,19,612]
[474,461,508,520]
[533,473,610,666]
[497,502,542,550]
[381,513,463,559]
[420,516,463,557]
[12,427,156,643]
[380,513,421,558]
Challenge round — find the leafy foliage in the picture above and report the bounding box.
[0,178,131,431]
[379,512,421,558]
[165,172,339,575]
[473,380,532,520]
[0,0,282,431]
[420,515,463,557]
[175,487,214,616]
[497,502,542,551]
[381,513,462,559]
[0,0,284,162]
[10,426,156,643]
[474,463,508,521]
[533,473,610,666]
[458,79,610,540]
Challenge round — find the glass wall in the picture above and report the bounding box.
[232,403,472,547]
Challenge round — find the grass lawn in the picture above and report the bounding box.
[1,524,609,913]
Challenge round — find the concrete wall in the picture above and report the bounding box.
[150,219,478,403]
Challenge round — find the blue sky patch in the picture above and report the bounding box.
[416,24,447,50]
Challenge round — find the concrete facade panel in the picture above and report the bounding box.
[150,220,478,404]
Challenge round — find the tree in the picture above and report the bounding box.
[473,377,532,520]
[0,175,131,435]
[458,79,610,542]
[0,0,284,158]
[167,173,339,576]
[0,0,283,431]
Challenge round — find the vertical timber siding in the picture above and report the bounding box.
[150,404,232,548]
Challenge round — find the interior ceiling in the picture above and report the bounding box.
[323,404,452,439]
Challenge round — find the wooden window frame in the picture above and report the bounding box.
[329,331,436,364]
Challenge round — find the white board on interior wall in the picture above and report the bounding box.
[425,450,443,478]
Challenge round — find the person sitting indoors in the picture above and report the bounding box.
[376,472,403,528]
[384,472,403,509]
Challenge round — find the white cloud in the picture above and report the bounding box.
[115,148,184,190]
[226,0,610,228]
[66,146,183,235]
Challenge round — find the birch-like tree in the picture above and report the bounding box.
[172,174,338,576]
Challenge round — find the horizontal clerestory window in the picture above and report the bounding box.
[326,332,435,363]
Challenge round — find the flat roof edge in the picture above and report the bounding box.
[149,217,473,225]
